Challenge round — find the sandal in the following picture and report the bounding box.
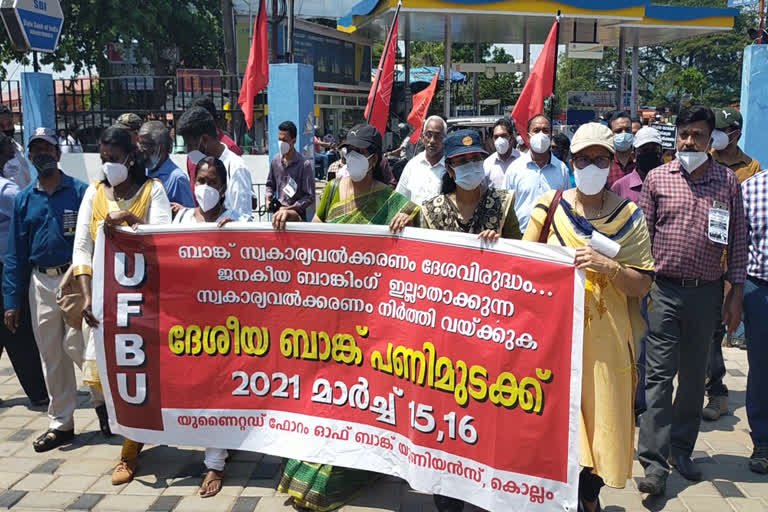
[199,469,224,498]
[32,428,74,453]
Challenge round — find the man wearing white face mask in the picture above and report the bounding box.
[503,113,570,232]
[711,107,761,183]
[607,111,637,189]
[265,120,315,225]
[483,117,520,189]
[396,115,446,206]
[138,121,195,210]
[637,106,748,495]
[177,107,253,219]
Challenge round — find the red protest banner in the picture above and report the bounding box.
[92,224,584,512]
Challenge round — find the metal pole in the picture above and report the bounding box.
[617,28,625,112]
[549,15,560,121]
[366,1,402,125]
[404,18,411,113]
[33,52,40,72]
[522,22,530,83]
[286,0,294,63]
[473,41,480,115]
[271,0,279,62]
[760,0,766,44]
[444,16,452,119]
[631,40,639,118]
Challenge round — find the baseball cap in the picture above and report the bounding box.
[715,107,742,131]
[633,127,662,148]
[341,124,382,153]
[115,112,143,132]
[570,123,615,155]
[28,127,58,147]
[443,129,487,159]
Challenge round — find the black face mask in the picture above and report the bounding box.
[637,152,663,174]
[2,130,14,138]
[31,153,58,178]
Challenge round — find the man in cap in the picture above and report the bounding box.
[266,120,315,228]
[701,107,762,421]
[177,106,253,219]
[2,128,95,452]
[138,121,195,208]
[0,105,31,188]
[611,127,663,204]
[396,115,447,206]
[115,113,143,145]
[0,134,48,406]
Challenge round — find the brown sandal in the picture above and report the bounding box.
[199,469,224,498]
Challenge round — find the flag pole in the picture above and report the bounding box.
[366,0,402,126]
[549,12,561,121]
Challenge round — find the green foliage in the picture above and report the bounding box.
[0,0,224,79]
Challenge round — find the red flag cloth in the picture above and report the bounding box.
[238,0,269,129]
[511,20,559,144]
[407,71,440,144]
[365,17,399,135]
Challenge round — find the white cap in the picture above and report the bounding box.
[633,127,662,148]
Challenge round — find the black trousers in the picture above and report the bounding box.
[0,264,47,403]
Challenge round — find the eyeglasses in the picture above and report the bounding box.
[573,156,612,169]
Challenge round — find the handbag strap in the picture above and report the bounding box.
[538,189,563,244]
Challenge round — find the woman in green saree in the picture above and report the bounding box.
[276,124,418,511]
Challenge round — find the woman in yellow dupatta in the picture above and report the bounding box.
[523,123,654,512]
[72,126,172,486]
[275,124,418,511]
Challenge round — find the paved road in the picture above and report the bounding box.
[0,347,763,511]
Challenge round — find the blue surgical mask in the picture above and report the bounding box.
[614,132,633,152]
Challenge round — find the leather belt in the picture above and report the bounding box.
[36,264,70,277]
[657,275,720,288]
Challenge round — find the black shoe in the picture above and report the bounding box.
[95,405,112,437]
[749,446,768,474]
[433,495,465,512]
[636,474,666,496]
[30,397,49,407]
[669,455,702,481]
[32,428,74,452]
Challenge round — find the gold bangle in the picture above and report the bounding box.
[609,262,622,280]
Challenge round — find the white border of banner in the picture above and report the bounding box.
[92,223,585,512]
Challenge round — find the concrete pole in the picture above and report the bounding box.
[617,28,625,112]
[473,41,480,115]
[523,21,530,83]
[444,16,452,119]
[630,40,639,118]
[404,19,412,113]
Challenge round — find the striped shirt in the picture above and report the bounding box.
[638,157,747,283]
[743,169,768,281]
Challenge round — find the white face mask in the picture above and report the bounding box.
[452,161,485,191]
[677,151,709,174]
[574,164,610,196]
[711,130,729,151]
[345,150,372,182]
[195,184,221,212]
[279,140,291,155]
[103,161,129,187]
[188,137,207,166]
[494,136,510,155]
[529,132,551,154]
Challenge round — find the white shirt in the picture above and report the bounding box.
[502,151,570,233]
[3,140,31,189]
[483,149,521,189]
[395,151,446,206]
[218,144,254,218]
[173,207,243,224]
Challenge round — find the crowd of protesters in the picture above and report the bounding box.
[0,99,765,512]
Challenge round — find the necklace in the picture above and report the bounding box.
[575,189,606,219]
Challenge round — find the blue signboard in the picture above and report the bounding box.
[1,0,64,53]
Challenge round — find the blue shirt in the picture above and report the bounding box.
[502,152,571,233]
[149,157,195,208]
[3,172,88,311]
[0,178,20,264]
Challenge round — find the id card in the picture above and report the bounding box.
[708,203,729,245]
[283,177,297,198]
[62,209,77,237]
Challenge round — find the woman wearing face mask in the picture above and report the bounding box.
[277,124,419,511]
[422,129,521,242]
[523,123,654,512]
[72,126,172,487]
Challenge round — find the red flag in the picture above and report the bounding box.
[407,70,440,144]
[238,0,269,129]
[365,11,399,135]
[512,19,559,144]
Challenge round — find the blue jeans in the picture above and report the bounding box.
[745,277,768,447]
